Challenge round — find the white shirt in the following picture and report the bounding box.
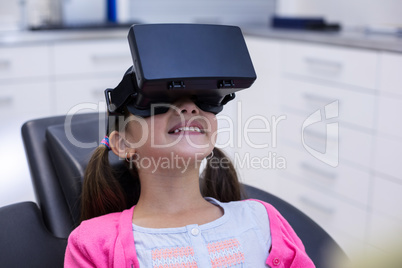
[132,198,271,267]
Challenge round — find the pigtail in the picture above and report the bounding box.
[200,147,245,202]
[80,146,127,222]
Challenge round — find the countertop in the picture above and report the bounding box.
[0,28,128,46]
[1,26,401,53]
[242,26,402,53]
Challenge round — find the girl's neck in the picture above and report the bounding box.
[136,167,204,212]
[132,167,223,228]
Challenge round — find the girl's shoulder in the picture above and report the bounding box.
[69,207,134,245]
[212,198,272,228]
[80,210,124,230]
[65,207,136,267]
[218,198,289,235]
[217,198,273,217]
[216,199,272,249]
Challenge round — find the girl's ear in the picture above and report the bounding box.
[109,130,134,159]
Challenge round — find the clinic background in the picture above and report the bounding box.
[1,0,402,262]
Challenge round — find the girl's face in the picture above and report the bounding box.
[123,98,217,169]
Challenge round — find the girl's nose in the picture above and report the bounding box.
[175,98,200,115]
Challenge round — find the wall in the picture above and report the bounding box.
[0,0,277,30]
[0,0,61,30]
[276,0,402,28]
[128,0,276,26]
[0,1,21,31]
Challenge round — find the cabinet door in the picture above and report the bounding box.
[280,144,370,206]
[1,122,35,207]
[377,96,402,140]
[54,76,120,115]
[373,136,402,180]
[0,45,50,80]
[52,39,132,77]
[283,41,378,91]
[275,173,368,243]
[368,175,402,250]
[375,52,402,179]
[0,81,51,121]
[0,81,51,208]
[280,112,374,169]
[379,52,402,97]
[377,52,402,141]
[232,37,284,189]
[280,78,376,130]
[240,36,283,117]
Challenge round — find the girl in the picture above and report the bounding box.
[64,93,315,267]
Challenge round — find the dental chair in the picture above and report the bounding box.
[0,112,346,267]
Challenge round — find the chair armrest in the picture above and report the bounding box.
[0,202,67,267]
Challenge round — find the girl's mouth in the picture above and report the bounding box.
[168,122,206,134]
[169,126,203,134]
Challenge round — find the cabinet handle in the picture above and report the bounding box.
[304,57,343,74]
[0,96,13,107]
[0,60,11,70]
[303,93,336,105]
[91,54,127,64]
[300,161,337,180]
[299,195,335,215]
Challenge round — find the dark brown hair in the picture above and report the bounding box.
[80,116,244,222]
[200,147,245,202]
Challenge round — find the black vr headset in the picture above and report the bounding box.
[105,24,257,117]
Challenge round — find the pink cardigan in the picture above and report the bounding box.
[65,199,315,267]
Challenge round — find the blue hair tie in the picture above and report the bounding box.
[100,136,111,150]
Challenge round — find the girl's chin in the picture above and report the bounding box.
[134,150,209,173]
[163,149,210,159]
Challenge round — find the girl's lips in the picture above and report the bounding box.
[168,121,205,135]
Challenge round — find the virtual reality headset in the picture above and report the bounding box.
[105,23,256,117]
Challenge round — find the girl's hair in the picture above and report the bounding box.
[80,145,141,222]
[200,147,245,202]
[80,116,244,222]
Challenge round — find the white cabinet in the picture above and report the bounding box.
[0,38,132,118]
[0,44,51,121]
[279,41,377,253]
[371,175,402,222]
[0,45,50,80]
[0,44,52,208]
[0,81,51,121]
[283,42,378,90]
[280,78,377,131]
[240,36,402,255]
[51,39,132,115]
[378,52,402,97]
[377,96,402,139]
[376,52,402,140]
[54,77,119,115]
[232,37,284,190]
[52,39,131,77]
[373,136,402,179]
[368,174,402,249]
[280,111,374,169]
[276,172,369,241]
[0,36,131,208]
[370,53,402,246]
[372,52,402,210]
